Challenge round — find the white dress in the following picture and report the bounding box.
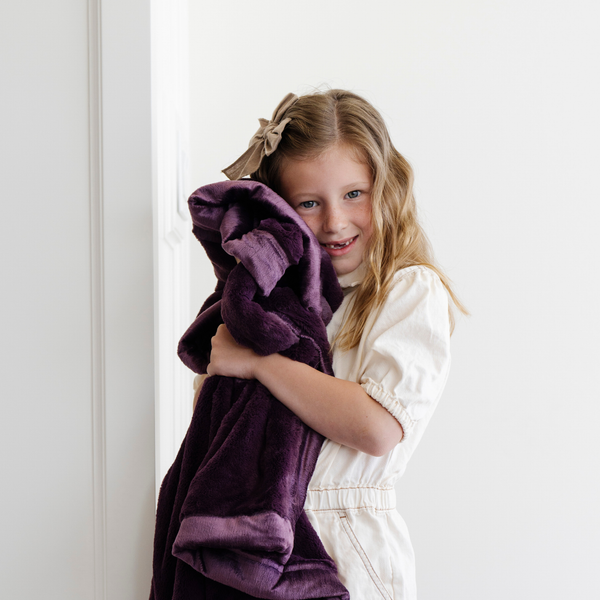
[304,264,452,600]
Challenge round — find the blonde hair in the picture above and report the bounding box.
[251,89,468,350]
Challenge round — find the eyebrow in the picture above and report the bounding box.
[290,182,372,199]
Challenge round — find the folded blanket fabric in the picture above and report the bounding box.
[150,180,348,600]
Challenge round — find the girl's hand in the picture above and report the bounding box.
[206,324,261,380]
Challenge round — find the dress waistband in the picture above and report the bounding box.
[304,486,396,511]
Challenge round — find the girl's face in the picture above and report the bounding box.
[278,144,373,277]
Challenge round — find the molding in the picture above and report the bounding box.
[152,0,192,501]
[165,226,185,249]
[88,0,107,598]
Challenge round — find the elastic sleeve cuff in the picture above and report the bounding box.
[361,377,415,443]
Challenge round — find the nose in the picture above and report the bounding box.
[322,203,348,234]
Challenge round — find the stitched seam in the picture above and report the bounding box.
[392,264,431,283]
[305,506,395,513]
[308,485,394,492]
[305,487,395,511]
[297,332,328,374]
[338,513,392,600]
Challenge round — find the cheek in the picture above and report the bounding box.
[358,204,373,241]
[363,221,373,244]
[281,197,321,238]
[298,214,321,238]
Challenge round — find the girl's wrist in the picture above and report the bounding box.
[252,352,279,383]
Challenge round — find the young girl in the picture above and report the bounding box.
[204,89,466,599]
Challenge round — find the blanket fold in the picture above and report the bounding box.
[150,180,348,600]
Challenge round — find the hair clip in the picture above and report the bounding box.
[222,93,298,180]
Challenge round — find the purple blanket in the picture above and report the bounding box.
[150,181,349,600]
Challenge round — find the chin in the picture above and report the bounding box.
[333,262,359,277]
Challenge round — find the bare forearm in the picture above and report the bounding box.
[206,324,402,455]
[255,353,402,455]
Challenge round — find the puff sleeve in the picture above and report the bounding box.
[357,266,451,442]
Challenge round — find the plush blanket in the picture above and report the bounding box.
[150,180,348,600]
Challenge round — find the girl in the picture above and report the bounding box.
[205,89,466,599]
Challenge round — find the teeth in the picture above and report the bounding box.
[324,239,353,249]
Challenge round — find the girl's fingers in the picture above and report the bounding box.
[207,324,258,379]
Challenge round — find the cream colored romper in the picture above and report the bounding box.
[304,265,452,600]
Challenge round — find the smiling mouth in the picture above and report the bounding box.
[322,237,357,250]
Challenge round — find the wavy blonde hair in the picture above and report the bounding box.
[252,89,467,350]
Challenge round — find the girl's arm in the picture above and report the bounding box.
[207,324,403,456]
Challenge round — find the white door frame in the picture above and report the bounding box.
[150,0,193,496]
[88,0,190,596]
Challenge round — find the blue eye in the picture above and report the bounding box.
[346,190,361,199]
[300,200,317,209]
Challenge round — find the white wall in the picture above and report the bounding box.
[1,3,96,597]
[1,1,155,598]
[189,1,600,598]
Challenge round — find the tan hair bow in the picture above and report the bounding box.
[222,93,298,180]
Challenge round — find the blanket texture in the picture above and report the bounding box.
[150,180,348,600]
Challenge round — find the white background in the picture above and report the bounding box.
[1,1,156,598]
[1,1,598,599]
[188,1,600,598]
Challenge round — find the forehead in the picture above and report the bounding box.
[279,144,372,193]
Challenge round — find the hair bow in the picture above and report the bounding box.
[222,93,298,180]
